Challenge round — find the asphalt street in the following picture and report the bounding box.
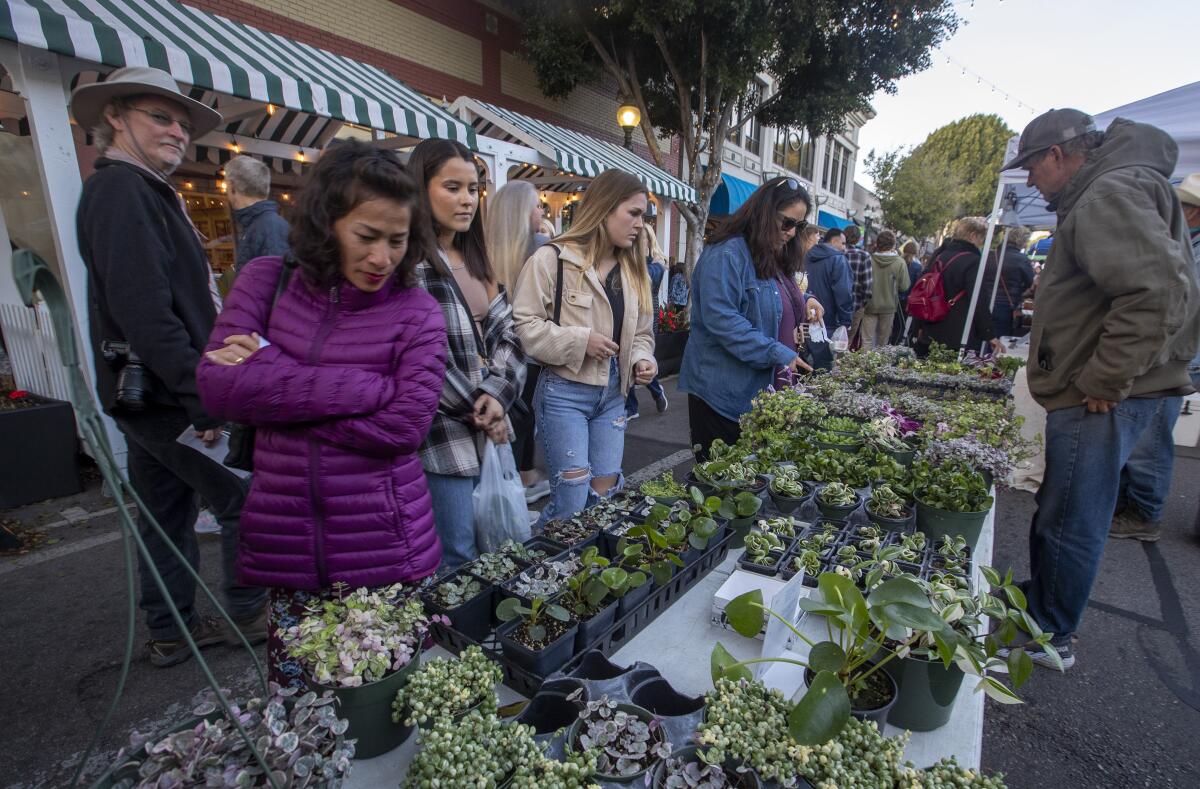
[2,375,1197,787]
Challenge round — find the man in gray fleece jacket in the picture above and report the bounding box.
[1002,109,1200,671]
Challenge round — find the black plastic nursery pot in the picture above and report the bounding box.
[737,548,786,577]
[520,536,570,564]
[0,395,81,508]
[816,491,863,521]
[514,680,588,735]
[648,745,762,789]
[496,616,579,677]
[768,485,812,515]
[616,581,654,617]
[866,506,913,533]
[422,571,493,643]
[574,598,619,652]
[683,470,716,498]
[566,701,664,784]
[629,677,705,717]
[883,653,966,732]
[915,499,988,552]
[804,666,898,731]
[309,654,420,759]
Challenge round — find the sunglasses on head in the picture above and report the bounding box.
[774,177,801,192]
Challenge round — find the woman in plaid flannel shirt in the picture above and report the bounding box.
[408,140,526,569]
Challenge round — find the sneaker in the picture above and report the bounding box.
[997,638,1075,671]
[147,615,225,667]
[524,479,551,505]
[526,509,540,526]
[193,509,221,535]
[1109,511,1160,542]
[653,390,669,413]
[626,412,640,421]
[224,606,269,647]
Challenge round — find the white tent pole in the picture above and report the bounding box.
[989,228,1011,312]
[959,175,1007,353]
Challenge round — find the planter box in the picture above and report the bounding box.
[653,330,689,376]
[0,396,80,507]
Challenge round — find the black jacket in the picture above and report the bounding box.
[909,238,995,351]
[233,199,290,271]
[76,159,221,429]
[982,246,1036,309]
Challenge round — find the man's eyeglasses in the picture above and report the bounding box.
[777,214,807,233]
[129,107,195,136]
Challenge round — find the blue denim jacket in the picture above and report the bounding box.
[679,237,796,422]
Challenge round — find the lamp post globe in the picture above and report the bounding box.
[617,104,641,149]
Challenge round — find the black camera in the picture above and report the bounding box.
[101,341,153,411]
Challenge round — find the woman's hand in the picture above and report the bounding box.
[805,297,825,325]
[989,338,1007,356]
[484,419,509,443]
[205,333,262,366]
[633,359,658,385]
[788,355,813,374]
[586,331,620,362]
[472,394,505,431]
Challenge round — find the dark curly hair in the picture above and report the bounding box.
[289,140,429,288]
[710,176,811,280]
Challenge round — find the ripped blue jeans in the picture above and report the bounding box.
[534,357,627,525]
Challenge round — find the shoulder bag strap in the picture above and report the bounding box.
[938,251,971,305]
[266,255,296,322]
[547,242,565,326]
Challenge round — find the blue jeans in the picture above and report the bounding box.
[426,471,479,570]
[1119,396,1183,521]
[625,377,665,416]
[535,358,627,524]
[1027,398,1177,640]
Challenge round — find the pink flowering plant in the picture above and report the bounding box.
[281,583,429,688]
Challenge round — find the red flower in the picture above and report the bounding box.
[8,390,28,400]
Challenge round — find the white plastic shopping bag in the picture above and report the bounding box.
[830,326,849,353]
[473,440,530,553]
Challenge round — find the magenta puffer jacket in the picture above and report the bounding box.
[197,256,447,590]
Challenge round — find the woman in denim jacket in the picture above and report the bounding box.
[679,177,821,458]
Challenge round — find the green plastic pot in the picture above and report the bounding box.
[727,516,756,549]
[567,702,664,784]
[886,447,916,466]
[915,499,988,552]
[883,653,966,732]
[308,652,420,759]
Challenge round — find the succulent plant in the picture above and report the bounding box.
[508,556,582,599]
[790,549,822,577]
[660,753,741,788]
[391,645,502,728]
[817,482,858,507]
[499,539,552,564]
[468,551,525,583]
[280,584,427,687]
[112,685,353,788]
[743,531,783,564]
[819,415,861,433]
[568,693,672,778]
[641,472,687,498]
[867,485,910,520]
[755,516,797,539]
[541,515,598,546]
[769,473,809,499]
[428,574,484,609]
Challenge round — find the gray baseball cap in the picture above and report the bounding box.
[1001,108,1097,170]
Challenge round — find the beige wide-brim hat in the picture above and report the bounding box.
[1176,173,1200,207]
[70,66,222,139]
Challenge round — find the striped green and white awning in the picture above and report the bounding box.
[465,99,695,203]
[0,0,476,148]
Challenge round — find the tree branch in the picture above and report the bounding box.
[624,48,666,170]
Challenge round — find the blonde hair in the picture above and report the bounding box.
[901,240,919,260]
[639,223,667,263]
[485,180,539,295]
[553,170,652,312]
[952,216,988,243]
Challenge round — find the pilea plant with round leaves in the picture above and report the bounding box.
[112,685,353,789]
[402,709,595,789]
[390,645,501,728]
[558,546,622,619]
[280,583,427,688]
[817,482,858,507]
[568,692,672,778]
[496,596,572,647]
[618,522,686,586]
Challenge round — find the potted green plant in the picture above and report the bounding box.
[558,546,623,650]
[390,644,502,729]
[566,694,673,784]
[719,490,765,548]
[641,472,689,505]
[423,570,492,641]
[102,686,353,788]
[467,551,528,585]
[912,460,994,551]
[815,482,862,520]
[860,416,915,465]
[781,547,822,587]
[279,584,429,759]
[541,513,602,551]
[819,415,861,436]
[755,516,798,540]
[864,485,912,532]
[618,522,686,587]
[767,469,812,514]
[502,555,583,604]
[694,678,815,787]
[691,458,767,495]
[738,530,787,576]
[812,429,863,453]
[496,596,579,676]
[650,744,761,788]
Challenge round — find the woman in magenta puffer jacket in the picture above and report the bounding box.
[197,141,446,686]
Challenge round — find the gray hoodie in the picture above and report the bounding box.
[1028,118,1200,411]
[865,252,910,315]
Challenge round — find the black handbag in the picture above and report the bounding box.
[224,259,295,472]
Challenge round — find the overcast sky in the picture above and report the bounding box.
[855,0,1199,189]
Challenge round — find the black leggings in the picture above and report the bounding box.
[688,394,742,461]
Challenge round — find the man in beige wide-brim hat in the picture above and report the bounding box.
[72,66,267,667]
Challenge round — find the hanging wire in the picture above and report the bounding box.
[942,53,1037,113]
[10,251,278,789]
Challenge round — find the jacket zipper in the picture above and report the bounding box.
[307,285,340,588]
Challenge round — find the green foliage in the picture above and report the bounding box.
[868,114,1015,237]
[912,459,993,513]
[391,645,501,727]
[496,596,571,644]
[641,472,687,499]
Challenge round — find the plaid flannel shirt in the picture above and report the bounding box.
[414,260,526,477]
[845,245,874,312]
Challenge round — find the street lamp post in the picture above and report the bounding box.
[617,104,641,150]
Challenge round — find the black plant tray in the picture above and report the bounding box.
[430,530,737,697]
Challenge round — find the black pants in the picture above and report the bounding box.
[688,394,742,461]
[115,406,264,639]
[511,363,542,473]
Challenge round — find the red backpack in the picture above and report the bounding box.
[907,251,969,323]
